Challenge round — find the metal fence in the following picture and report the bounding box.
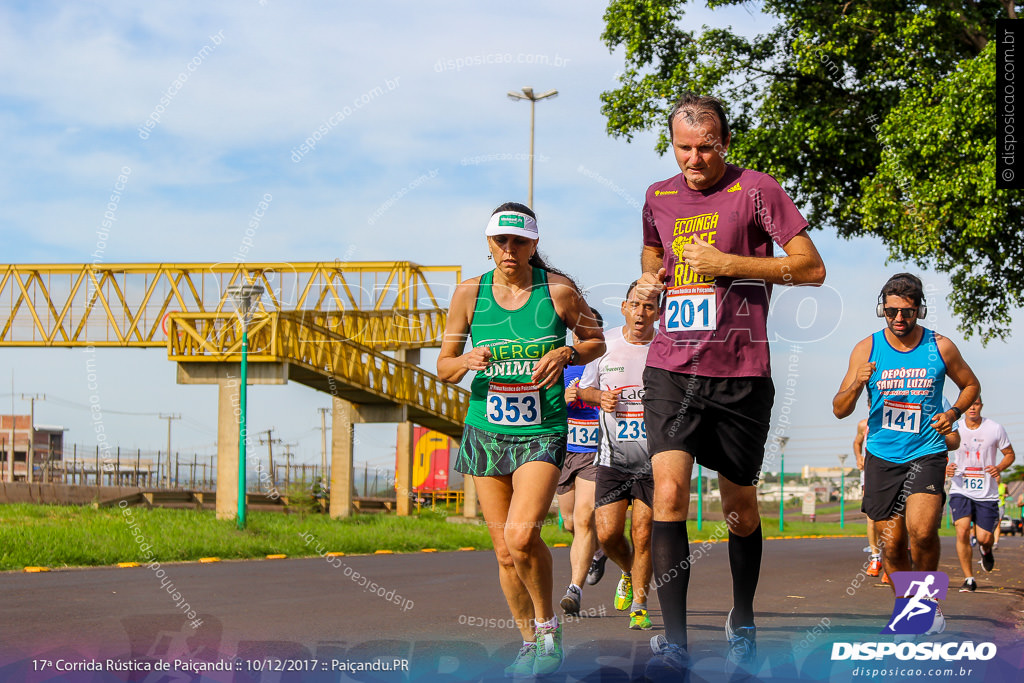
[9,444,402,497]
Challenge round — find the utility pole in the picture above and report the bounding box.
[258,428,281,494]
[281,443,297,491]
[20,394,44,483]
[158,414,181,488]
[317,407,330,491]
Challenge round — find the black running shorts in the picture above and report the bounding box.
[862,451,947,522]
[642,368,774,486]
[594,464,654,509]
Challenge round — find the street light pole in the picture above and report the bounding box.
[696,464,703,531]
[507,87,558,208]
[838,452,848,529]
[227,284,264,530]
[775,436,789,532]
[7,375,14,483]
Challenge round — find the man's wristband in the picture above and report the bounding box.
[948,406,963,420]
[567,346,579,366]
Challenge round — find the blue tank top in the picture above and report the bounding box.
[564,365,599,453]
[865,328,946,463]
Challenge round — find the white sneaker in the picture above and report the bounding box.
[925,601,945,635]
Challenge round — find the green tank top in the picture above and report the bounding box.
[465,267,568,436]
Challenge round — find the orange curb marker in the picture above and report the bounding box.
[458,547,475,551]
[24,566,50,573]
[421,548,438,553]
[552,543,568,548]
[117,562,140,568]
[326,552,345,557]
[374,550,394,555]
[266,554,287,560]
[199,557,221,563]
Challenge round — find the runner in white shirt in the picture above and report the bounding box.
[946,396,1016,591]
[557,310,606,617]
[578,281,658,631]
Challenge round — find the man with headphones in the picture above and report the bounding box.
[833,273,979,633]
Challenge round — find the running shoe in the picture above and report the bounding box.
[644,634,690,682]
[866,556,881,577]
[724,608,757,675]
[586,553,608,585]
[629,608,652,630]
[614,573,633,611]
[959,578,976,593]
[503,642,536,679]
[559,585,581,616]
[925,601,945,635]
[981,548,995,572]
[532,622,564,675]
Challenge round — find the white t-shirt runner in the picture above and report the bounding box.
[580,326,651,474]
[949,417,1011,501]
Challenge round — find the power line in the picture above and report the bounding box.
[46,396,161,417]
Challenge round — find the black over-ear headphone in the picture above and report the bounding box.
[876,276,927,318]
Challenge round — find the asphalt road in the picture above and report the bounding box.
[1,535,1021,683]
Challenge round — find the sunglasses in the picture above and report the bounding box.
[883,307,918,319]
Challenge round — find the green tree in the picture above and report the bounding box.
[601,0,1021,342]
[1003,464,1024,482]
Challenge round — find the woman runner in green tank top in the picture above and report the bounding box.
[463,264,570,439]
[438,202,604,677]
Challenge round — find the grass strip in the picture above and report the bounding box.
[0,503,947,572]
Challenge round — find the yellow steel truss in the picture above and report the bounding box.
[0,262,459,348]
[1,262,469,432]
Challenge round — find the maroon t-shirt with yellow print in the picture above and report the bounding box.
[642,164,807,378]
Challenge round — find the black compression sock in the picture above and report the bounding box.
[728,523,762,628]
[652,520,690,648]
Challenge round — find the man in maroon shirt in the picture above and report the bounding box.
[636,93,826,679]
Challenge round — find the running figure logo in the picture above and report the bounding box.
[882,572,949,635]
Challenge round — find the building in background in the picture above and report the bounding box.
[0,415,66,480]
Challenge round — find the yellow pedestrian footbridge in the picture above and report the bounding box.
[0,262,470,518]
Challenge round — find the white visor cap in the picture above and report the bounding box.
[485,211,539,240]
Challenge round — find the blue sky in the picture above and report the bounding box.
[1,1,1020,474]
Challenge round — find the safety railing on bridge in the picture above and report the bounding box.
[166,311,469,431]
